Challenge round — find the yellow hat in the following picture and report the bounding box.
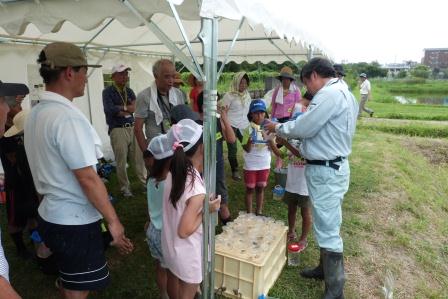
[4,110,29,137]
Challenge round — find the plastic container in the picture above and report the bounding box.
[273,168,287,188]
[214,226,287,299]
[287,242,300,266]
[272,185,284,200]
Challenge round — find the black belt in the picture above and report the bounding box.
[115,122,134,128]
[306,157,345,170]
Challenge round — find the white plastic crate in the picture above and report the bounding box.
[214,226,287,299]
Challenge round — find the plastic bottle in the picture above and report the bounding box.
[272,185,284,200]
[287,242,300,266]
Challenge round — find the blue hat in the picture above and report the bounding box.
[247,99,267,121]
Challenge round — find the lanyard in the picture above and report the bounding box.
[115,85,128,106]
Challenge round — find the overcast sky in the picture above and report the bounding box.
[264,0,448,64]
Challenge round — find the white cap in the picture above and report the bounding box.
[111,64,131,74]
[167,119,203,152]
[147,134,173,160]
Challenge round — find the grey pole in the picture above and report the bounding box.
[199,16,218,299]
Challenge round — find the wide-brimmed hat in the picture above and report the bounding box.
[359,73,367,78]
[0,81,29,97]
[276,66,295,81]
[333,64,345,76]
[40,42,102,69]
[4,110,29,137]
[147,134,173,160]
[111,64,131,74]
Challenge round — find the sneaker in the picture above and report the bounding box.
[121,188,133,198]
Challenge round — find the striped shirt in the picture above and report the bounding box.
[0,229,9,281]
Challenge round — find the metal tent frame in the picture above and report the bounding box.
[0,1,319,297]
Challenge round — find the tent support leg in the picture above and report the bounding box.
[200,16,218,299]
[307,45,314,61]
[216,17,245,80]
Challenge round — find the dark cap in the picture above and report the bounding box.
[170,104,200,124]
[333,64,345,76]
[40,42,102,69]
[0,80,29,97]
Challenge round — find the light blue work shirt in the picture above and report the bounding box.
[276,78,358,160]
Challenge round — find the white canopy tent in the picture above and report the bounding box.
[0,1,326,296]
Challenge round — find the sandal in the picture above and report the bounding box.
[287,231,297,242]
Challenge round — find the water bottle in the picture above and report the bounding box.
[272,185,284,200]
[287,242,300,266]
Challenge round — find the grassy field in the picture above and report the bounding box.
[2,100,448,298]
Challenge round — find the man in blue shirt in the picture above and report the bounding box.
[102,64,146,197]
[265,57,358,299]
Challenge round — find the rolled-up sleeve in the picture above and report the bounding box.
[277,89,339,139]
[0,230,9,282]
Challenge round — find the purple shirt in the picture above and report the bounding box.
[271,87,301,119]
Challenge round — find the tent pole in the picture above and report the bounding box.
[268,39,300,70]
[217,17,245,80]
[168,1,205,81]
[199,16,218,299]
[120,0,203,79]
[83,18,114,50]
[307,45,314,61]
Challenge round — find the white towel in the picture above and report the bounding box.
[274,82,299,105]
[149,82,181,125]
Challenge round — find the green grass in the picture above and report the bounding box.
[357,119,448,138]
[2,119,448,298]
[365,102,448,120]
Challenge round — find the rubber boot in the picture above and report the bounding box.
[322,249,345,299]
[300,248,324,280]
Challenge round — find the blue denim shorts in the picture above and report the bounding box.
[146,222,165,266]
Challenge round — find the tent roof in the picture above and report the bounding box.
[0,0,326,64]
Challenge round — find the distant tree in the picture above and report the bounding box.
[411,64,431,79]
[396,70,407,78]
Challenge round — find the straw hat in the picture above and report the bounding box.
[4,110,29,137]
[276,66,295,81]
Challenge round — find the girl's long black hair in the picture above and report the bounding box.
[169,135,203,209]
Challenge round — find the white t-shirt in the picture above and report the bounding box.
[360,79,371,95]
[285,140,308,196]
[220,92,251,131]
[24,91,102,225]
[242,124,272,170]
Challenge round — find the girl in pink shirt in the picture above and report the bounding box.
[161,119,220,299]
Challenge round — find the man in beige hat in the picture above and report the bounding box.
[102,64,146,197]
[0,81,28,299]
[24,42,133,299]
